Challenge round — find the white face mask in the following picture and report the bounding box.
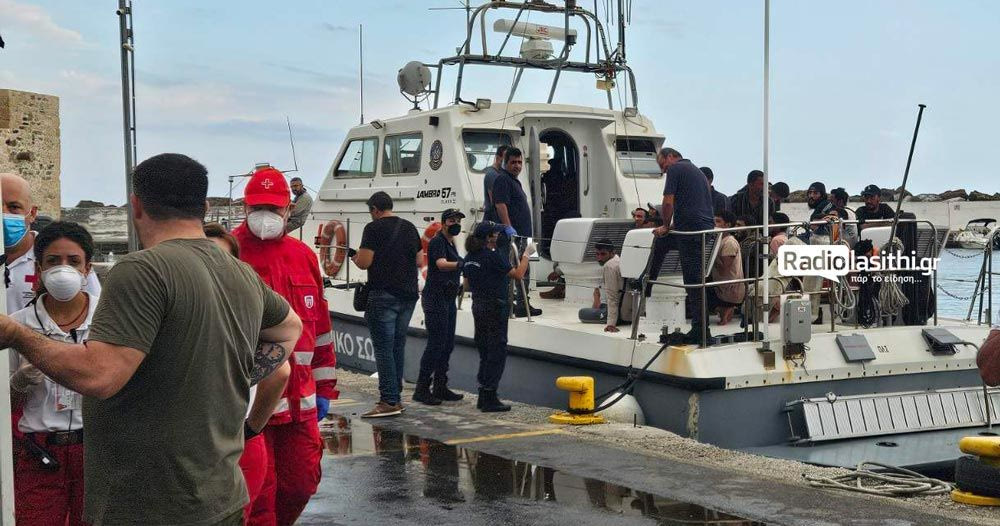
[247,210,286,240]
[42,265,85,302]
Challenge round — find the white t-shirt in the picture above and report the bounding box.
[6,247,102,315]
[9,293,98,433]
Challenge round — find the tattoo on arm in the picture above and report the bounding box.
[251,341,288,385]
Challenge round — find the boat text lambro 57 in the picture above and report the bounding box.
[304,1,995,475]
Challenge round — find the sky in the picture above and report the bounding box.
[0,0,997,207]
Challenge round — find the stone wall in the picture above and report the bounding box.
[0,89,61,218]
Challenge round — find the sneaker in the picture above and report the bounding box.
[360,401,402,418]
[513,305,543,318]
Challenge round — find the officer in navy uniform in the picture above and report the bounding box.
[413,208,467,406]
[462,221,532,412]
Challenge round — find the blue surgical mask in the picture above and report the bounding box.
[2,214,27,248]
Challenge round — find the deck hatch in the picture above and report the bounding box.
[835,334,876,362]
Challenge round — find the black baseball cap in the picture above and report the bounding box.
[441,208,465,222]
[808,182,826,194]
[861,184,881,197]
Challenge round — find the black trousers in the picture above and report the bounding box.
[418,289,458,382]
[472,298,510,390]
[648,234,706,327]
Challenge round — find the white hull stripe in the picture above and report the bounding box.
[313,367,337,381]
[315,331,334,346]
[295,351,314,364]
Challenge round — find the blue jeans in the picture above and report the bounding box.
[418,290,458,382]
[364,290,416,405]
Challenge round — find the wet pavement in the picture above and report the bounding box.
[297,390,981,526]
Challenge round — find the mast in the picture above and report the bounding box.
[761,0,771,348]
[118,0,139,252]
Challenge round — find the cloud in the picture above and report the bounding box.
[262,61,358,87]
[0,0,86,46]
[321,23,352,33]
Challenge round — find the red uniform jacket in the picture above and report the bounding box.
[234,225,338,424]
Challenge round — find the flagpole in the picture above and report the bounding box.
[761,0,772,350]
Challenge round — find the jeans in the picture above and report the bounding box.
[472,298,510,390]
[418,290,458,382]
[648,234,706,327]
[364,290,416,405]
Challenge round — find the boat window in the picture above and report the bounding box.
[462,131,513,173]
[382,133,423,176]
[335,137,378,178]
[616,136,657,153]
[618,151,662,178]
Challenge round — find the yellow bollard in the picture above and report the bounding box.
[549,376,605,425]
[952,435,1000,506]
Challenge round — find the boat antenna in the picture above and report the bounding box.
[886,104,928,246]
[117,0,139,253]
[284,116,299,174]
[359,24,364,125]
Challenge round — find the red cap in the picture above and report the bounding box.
[244,167,290,207]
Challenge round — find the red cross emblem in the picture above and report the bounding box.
[261,178,274,189]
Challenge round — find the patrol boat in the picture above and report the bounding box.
[304,1,996,475]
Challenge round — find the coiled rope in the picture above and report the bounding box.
[804,462,952,497]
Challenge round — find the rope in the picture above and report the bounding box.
[877,237,909,316]
[804,461,952,497]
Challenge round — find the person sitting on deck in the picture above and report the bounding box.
[578,239,633,332]
[709,211,745,325]
[632,208,655,229]
[769,212,791,256]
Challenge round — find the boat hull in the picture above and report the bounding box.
[330,311,986,467]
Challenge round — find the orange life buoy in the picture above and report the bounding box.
[316,220,348,277]
[420,222,442,270]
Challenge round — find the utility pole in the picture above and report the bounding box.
[118,0,139,252]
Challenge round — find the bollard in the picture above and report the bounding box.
[951,435,1000,506]
[549,376,605,425]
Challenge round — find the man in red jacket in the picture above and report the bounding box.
[234,166,339,526]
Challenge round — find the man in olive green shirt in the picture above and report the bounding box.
[0,153,303,525]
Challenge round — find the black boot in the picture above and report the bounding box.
[432,374,464,402]
[477,388,485,410]
[412,375,441,406]
[479,389,511,413]
[682,325,712,345]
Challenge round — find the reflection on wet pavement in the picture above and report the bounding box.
[307,413,764,526]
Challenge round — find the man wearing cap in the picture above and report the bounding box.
[805,182,837,240]
[413,208,466,405]
[856,184,895,231]
[285,176,313,234]
[351,191,422,418]
[234,166,338,526]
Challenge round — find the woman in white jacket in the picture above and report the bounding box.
[8,221,98,526]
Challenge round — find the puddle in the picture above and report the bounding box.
[317,413,764,526]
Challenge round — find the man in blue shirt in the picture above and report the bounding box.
[482,145,508,222]
[491,147,541,317]
[649,147,716,344]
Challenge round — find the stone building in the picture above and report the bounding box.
[0,89,61,217]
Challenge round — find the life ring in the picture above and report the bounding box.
[317,220,348,277]
[420,222,442,270]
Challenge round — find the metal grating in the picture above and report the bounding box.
[582,220,636,261]
[915,226,949,259]
[658,232,721,279]
[786,387,1000,444]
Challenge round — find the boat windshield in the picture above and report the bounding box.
[463,131,513,173]
[617,151,662,178]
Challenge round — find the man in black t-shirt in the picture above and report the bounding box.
[353,191,422,418]
[856,184,895,231]
[492,147,541,317]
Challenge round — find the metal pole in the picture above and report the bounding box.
[887,104,927,245]
[359,24,364,125]
[346,217,351,286]
[760,0,771,349]
[118,0,139,252]
[700,232,707,348]
[0,178,13,524]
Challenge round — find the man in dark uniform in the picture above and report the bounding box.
[492,147,541,317]
[856,184,895,231]
[650,147,716,344]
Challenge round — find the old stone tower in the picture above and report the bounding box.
[0,89,61,218]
